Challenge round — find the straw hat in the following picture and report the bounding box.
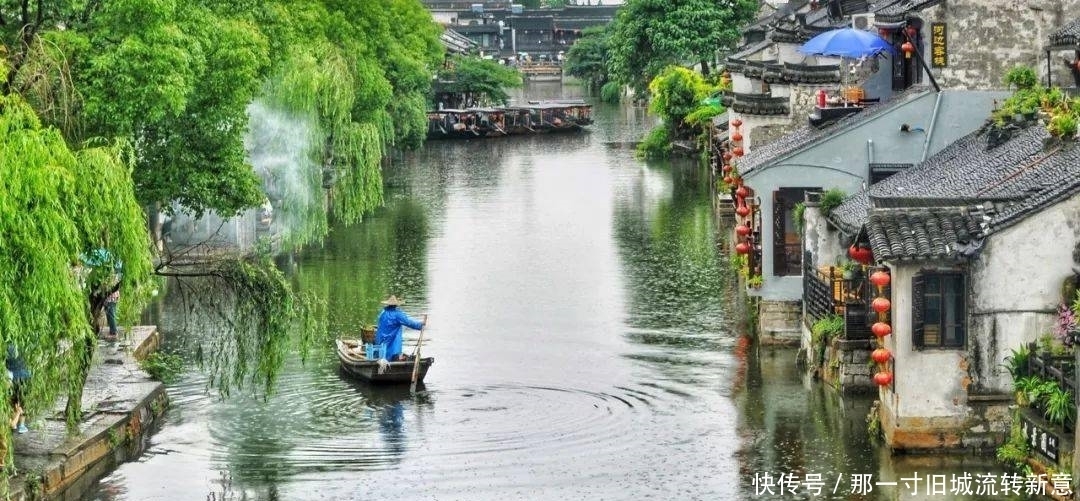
[381,295,403,306]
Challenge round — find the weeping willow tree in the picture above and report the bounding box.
[1,0,442,409]
[0,82,154,475]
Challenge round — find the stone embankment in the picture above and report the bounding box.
[7,326,167,500]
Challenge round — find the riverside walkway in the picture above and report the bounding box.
[7,326,166,500]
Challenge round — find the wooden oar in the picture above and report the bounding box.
[410,315,429,394]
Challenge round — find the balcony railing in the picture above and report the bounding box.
[803,257,876,340]
[1027,342,1077,397]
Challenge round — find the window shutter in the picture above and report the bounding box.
[912,272,925,347]
[773,191,786,276]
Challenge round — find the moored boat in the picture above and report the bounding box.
[336,339,434,384]
[425,101,592,139]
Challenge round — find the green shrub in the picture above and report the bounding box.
[140,352,186,384]
[600,81,622,104]
[1003,66,1038,90]
[1044,385,1075,427]
[1002,345,1030,382]
[1048,113,1078,138]
[818,188,846,218]
[996,418,1030,471]
[636,126,671,158]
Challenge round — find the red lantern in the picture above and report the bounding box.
[723,152,733,162]
[735,242,750,254]
[905,26,918,38]
[733,176,744,187]
[733,146,745,157]
[848,245,873,265]
[872,297,891,313]
[869,270,891,287]
[732,132,744,142]
[735,186,749,198]
[736,205,751,217]
[901,41,914,59]
[873,371,893,386]
[731,118,743,128]
[722,165,733,174]
[723,175,733,184]
[871,348,892,364]
[735,225,751,236]
[872,322,893,338]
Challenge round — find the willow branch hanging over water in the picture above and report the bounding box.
[156,256,323,397]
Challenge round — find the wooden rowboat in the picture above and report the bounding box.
[336,339,434,384]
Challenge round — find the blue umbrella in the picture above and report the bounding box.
[799,28,894,58]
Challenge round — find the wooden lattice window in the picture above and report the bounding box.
[772,188,817,277]
[913,271,966,349]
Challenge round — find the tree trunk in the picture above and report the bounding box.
[700,59,711,76]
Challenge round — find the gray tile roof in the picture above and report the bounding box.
[1049,18,1080,48]
[874,0,945,20]
[712,111,730,130]
[831,123,1080,260]
[729,40,773,61]
[867,207,986,261]
[738,86,932,173]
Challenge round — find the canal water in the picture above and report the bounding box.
[81,84,1015,501]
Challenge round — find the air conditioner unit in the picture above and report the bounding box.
[851,13,875,31]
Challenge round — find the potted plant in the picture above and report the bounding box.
[839,260,859,280]
[1044,384,1075,430]
[747,275,764,289]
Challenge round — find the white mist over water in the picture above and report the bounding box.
[165,101,325,251]
[245,100,325,248]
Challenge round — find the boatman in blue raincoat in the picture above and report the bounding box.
[374,295,425,361]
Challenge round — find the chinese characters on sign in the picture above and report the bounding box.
[931,23,947,68]
[749,472,1073,497]
[1020,413,1061,462]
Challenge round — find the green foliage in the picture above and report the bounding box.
[78,1,270,218]
[167,255,325,397]
[608,0,758,95]
[637,126,672,158]
[564,25,612,92]
[996,418,1030,471]
[747,275,763,288]
[0,91,155,455]
[990,68,1080,139]
[684,104,723,129]
[647,66,722,142]
[1003,66,1038,90]
[793,202,806,234]
[600,81,623,104]
[811,314,845,342]
[140,352,186,384]
[1002,345,1030,382]
[1048,112,1078,139]
[818,189,847,218]
[1044,385,1075,427]
[438,55,523,107]
[811,314,844,367]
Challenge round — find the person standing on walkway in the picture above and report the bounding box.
[6,344,30,434]
[104,288,120,342]
[373,295,425,362]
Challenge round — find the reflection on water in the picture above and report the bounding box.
[81,83,1013,501]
